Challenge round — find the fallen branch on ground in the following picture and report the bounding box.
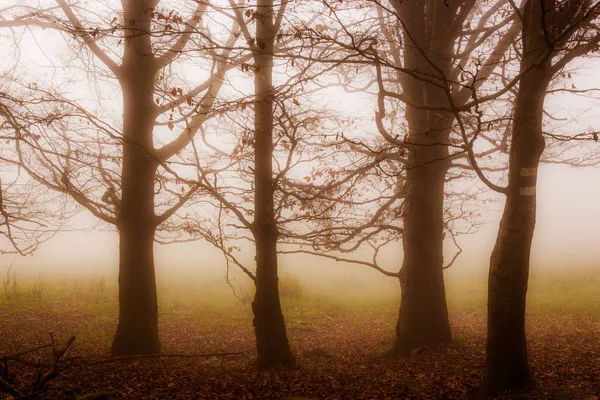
[0,334,243,399]
[66,351,244,366]
[0,334,75,399]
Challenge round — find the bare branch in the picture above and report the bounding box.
[55,0,121,77]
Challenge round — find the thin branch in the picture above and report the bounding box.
[279,249,399,278]
[54,0,121,77]
[155,16,242,161]
[156,2,207,69]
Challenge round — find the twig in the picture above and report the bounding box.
[0,335,76,399]
[67,352,244,366]
[8,344,52,359]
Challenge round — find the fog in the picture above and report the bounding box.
[3,159,599,290]
[3,1,600,399]
[3,44,599,289]
[1,13,598,292]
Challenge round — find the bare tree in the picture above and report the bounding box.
[0,0,243,355]
[285,0,522,356]
[155,1,341,367]
[477,0,600,396]
[370,0,526,356]
[247,0,298,367]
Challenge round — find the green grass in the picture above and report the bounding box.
[1,267,599,327]
[445,267,600,317]
[527,268,600,316]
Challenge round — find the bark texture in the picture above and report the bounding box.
[111,0,161,356]
[251,0,296,368]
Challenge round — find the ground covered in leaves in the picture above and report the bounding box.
[0,270,599,399]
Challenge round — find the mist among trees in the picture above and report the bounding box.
[1,0,600,398]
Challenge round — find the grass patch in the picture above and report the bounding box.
[1,268,599,327]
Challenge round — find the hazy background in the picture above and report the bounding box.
[2,160,598,291]
[1,24,599,293]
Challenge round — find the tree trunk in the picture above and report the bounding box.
[394,153,452,355]
[479,65,551,399]
[112,203,159,356]
[111,0,161,356]
[251,0,296,368]
[390,0,457,355]
[479,0,565,392]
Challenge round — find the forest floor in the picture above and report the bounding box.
[0,269,599,399]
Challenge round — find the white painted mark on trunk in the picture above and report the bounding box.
[520,167,537,177]
[519,186,536,196]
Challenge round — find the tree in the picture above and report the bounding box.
[248,0,297,367]
[294,0,521,355]
[0,0,242,355]
[379,0,527,355]
[156,0,338,367]
[478,0,600,395]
